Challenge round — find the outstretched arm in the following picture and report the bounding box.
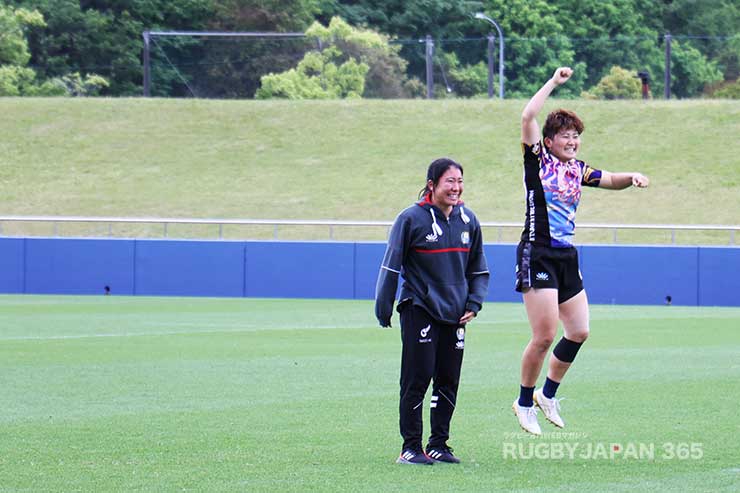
[599,171,650,190]
[522,67,573,145]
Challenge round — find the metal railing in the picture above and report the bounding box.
[0,216,737,245]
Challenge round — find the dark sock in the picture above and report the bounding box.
[518,385,535,407]
[543,377,560,399]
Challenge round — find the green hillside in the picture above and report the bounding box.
[1,98,738,242]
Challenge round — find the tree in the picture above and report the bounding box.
[440,52,489,98]
[310,16,420,98]
[320,1,594,98]
[316,0,735,100]
[256,46,368,99]
[552,0,665,90]
[318,0,482,42]
[670,39,723,98]
[0,4,44,66]
[710,77,740,98]
[54,71,109,96]
[661,0,740,81]
[166,0,324,98]
[317,0,485,79]
[211,0,320,31]
[477,0,586,98]
[9,0,214,95]
[583,66,642,99]
[0,4,66,95]
[256,16,419,99]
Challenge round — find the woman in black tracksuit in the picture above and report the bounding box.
[375,158,490,465]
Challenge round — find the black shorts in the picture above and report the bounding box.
[515,241,584,304]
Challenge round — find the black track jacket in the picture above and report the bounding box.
[375,194,490,327]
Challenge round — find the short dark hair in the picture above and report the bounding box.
[542,109,585,140]
[418,158,463,199]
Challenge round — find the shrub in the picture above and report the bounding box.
[583,66,643,100]
[710,78,740,99]
[442,53,490,98]
[257,17,418,99]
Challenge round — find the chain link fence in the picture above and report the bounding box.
[143,32,739,99]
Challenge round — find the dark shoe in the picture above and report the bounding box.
[396,449,433,465]
[426,446,460,464]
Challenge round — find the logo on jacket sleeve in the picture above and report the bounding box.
[461,231,470,245]
[536,272,550,281]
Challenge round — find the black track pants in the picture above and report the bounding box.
[398,305,465,451]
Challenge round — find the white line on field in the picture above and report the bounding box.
[0,327,339,340]
[2,312,737,341]
[0,317,534,341]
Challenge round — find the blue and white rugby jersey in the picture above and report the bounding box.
[520,141,602,248]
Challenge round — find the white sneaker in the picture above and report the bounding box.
[512,400,542,435]
[534,389,565,428]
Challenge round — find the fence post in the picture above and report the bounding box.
[425,35,434,99]
[664,32,672,99]
[143,30,151,97]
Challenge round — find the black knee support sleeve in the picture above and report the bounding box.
[552,337,583,363]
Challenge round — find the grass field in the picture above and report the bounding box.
[0,98,738,243]
[1,295,738,492]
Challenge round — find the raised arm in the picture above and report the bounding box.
[521,67,573,145]
[598,171,650,190]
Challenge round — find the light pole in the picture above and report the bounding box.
[474,12,504,99]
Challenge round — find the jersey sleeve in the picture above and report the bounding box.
[581,162,602,187]
[522,141,544,166]
[522,140,556,170]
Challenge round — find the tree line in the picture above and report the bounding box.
[1,0,738,98]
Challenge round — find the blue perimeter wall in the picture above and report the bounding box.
[0,237,738,306]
